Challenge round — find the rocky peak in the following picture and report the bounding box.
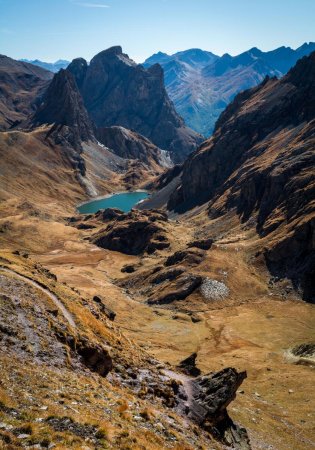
[66,46,203,162]
[32,68,94,147]
[285,50,315,87]
[95,45,123,56]
[66,57,88,89]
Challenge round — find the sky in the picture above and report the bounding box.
[1,0,315,63]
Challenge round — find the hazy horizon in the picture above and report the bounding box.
[17,41,315,65]
[1,0,315,63]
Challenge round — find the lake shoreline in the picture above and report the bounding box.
[77,189,150,208]
[76,189,150,215]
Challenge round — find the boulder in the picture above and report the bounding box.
[148,274,202,305]
[76,338,113,377]
[187,238,213,250]
[150,267,185,284]
[164,249,204,267]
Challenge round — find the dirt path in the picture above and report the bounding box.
[0,267,76,329]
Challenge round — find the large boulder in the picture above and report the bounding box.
[148,273,202,305]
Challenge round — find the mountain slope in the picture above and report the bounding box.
[67,46,203,162]
[96,126,172,168]
[168,52,315,302]
[144,43,315,136]
[0,55,53,130]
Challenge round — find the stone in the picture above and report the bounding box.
[164,250,204,267]
[188,368,250,449]
[187,238,213,250]
[76,337,113,377]
[148,274,202,305]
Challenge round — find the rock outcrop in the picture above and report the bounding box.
[93,295,116,321]
[188,368,250,448]
[96,125,170,167]
[148,273,202,305]
[91,209,169,255]
[76,337,113,377]
[67,46,203,162]
[168,52,315,301]
[164,249,205,267]
[32,69,95,149]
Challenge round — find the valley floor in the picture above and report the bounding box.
[1,194,314,450]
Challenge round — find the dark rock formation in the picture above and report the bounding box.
[67,46,203,162]
[164,249,204,267]
[291,342,315,358]
[98,208,124,221]
[91,209,169,255]
[189,368,250,448]
[0,54,53,130]
[168,52,315,301]
[32,69,95,150]
[150,267,185,284]
[148,273,202,305]
[121,264,137,273]
[96,126,166,166]
[177,352,201,377]
[93,295,116,321]
[187,238,213,250]
[76,337,113,377]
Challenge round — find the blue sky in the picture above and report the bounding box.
[1,0,314,62]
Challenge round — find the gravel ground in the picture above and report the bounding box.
[200,278,229,301]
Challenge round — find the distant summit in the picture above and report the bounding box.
[167,51,315,301]
[144,42,315,136]
[20,58,70,73]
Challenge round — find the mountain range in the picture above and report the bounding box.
[143,42,315,135]
[20,58,70,72]
[148,51,315,302]
[0,44,315,450]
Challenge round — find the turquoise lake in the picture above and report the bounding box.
[77,191,149,214]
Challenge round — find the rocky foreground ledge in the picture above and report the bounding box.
[0,252,250,449]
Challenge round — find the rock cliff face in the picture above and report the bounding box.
[67,46,203,162]
[0,55,53,130]
[31,69,95,175]
[168,52,315,301]
[96,126,170,167]
[32,69,95,148]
